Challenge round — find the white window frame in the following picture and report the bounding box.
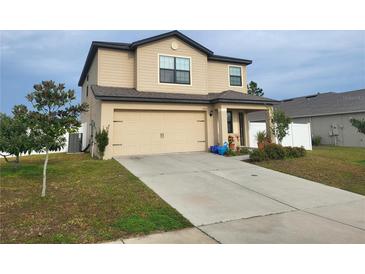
[228,65,243,88]
[157,53,193,86]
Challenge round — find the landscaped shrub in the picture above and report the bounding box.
[95,126,109,159]
[239,147,250,155]
[263,143,286,160]
[284,146,307,158]
[312,135,322,146]
[249,144,306,162]
[225,149,237,157]
[249,149,267,162]
[294,146,306,157]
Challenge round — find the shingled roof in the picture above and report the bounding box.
[249,88,365,121]
[79,30,252,86]
[91,85,277,105]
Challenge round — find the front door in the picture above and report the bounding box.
[239,112,244,146]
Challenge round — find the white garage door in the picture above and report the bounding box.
[113,110,207,156]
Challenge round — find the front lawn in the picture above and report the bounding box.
[0,153,191,243]
[254,146,365,195]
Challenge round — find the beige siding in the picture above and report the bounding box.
[136,37,208,94]
[88,52,98,85]
[98,48,135,88]
[80,53,101,156]
[86,37,249,95]
[81,53,98,124]
[208,61,247,93]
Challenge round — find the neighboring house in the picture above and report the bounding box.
[79,30,277,159]
[249,89,365,147]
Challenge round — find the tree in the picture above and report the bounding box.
[95,126,109,159]
[26,81,88,197]
[271,109,291,144]
[247,81,264,96]
[350,118,365,135]
[0,105,32,163]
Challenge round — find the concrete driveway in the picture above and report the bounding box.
[115,152,365,243]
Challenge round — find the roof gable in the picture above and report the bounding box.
[130,30,214,55]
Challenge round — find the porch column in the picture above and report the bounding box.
[243,112,249,146]
[217,106,228,145]
[265,106,276,143]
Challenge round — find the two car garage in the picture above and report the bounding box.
[112,110,207,156]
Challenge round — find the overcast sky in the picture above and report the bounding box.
[1,30,364,114]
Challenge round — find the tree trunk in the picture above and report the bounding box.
[1,154,9,163]
[91,141,94,158]
[41,149,49,197]
[16,154,19,163]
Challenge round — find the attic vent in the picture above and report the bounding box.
[282,99,293,102]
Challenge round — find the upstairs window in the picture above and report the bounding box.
[159,55,190,85]
[229,66,242,86]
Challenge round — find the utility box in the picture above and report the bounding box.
[68,133,83,153]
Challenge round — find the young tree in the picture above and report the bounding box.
[0,105,32,163]
[271,109,291,144]
[27,81,88,197]
[247,81,264,96]
[350,118,365,135]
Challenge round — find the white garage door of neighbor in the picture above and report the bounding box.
[113,110,207,156]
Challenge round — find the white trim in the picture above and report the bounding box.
[157,53,193,87]
[228,65,243,88]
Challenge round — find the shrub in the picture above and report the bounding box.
[284,146,306,158]
[249,149,267,162]
[225,149,237,157]
[239,147,250,155]
[312,135,321,146]
[350,118,365,135]
[263,143,286,160]
[294,146,306,157]
[95,126,109,159]
[250,144,306,162]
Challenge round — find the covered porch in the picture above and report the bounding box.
[212,103,274,148]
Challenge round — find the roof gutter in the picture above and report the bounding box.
[94,95,276,105]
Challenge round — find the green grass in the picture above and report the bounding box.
[0,153,191,243]
[254,146,365,195]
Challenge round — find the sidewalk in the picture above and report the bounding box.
[105,227,218,244]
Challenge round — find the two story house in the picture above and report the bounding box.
[79,30,276,159]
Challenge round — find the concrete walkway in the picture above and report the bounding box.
[115,152,365,244]
[105,228,217,244]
